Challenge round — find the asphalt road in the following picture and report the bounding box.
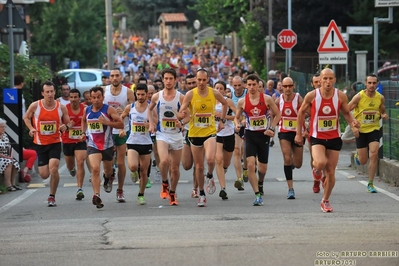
[0,140,398,266]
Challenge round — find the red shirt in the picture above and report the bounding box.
[62,103,85,144]
[278,93,300,133]
[244,94,269,132]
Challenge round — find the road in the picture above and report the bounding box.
[0,140,398,266]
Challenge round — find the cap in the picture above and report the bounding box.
[268,70,276,76]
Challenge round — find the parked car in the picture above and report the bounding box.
[377,63,399,81]
[57,69,110,97]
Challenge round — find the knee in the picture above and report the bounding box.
[215,156,223,165]
[129,164,138,172]
[182,162,192,171]
[283,154,291,164]
[206,158,215,167]
[195,164,204,173]
[313,158,327,169]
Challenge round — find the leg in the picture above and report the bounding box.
[203,137,216,176]
[215,142,225,188]
[89,153,102,195]
[191,145,205,193]
[116,143,127,191]
[127,149,139,173]
[322,150,340,201]
[3,163,13,187]
[169,149,182,192]
[138,154,151,194]
[280,139,294,189]
[75,150,86,188]
[233,134,243,180]
[156,140,171,182]
[48,158,60,196]
[367,142,379,191]
[64,155,75,174]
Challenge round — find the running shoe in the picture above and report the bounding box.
[367,183,377,193]
[354,153,360,165]
[160,183,169,199]
[287,188,295,199]
[191,189,199,198]
[146,179,152,188]
[116,189,126,202]
[103,169,115,193]
[313,180,320,193]
[219,189,228,200]
[169,193,178,206]
[92,194,104,209]
[253,195,264,206]
[69,167,76,177]
[259,185,264,196]
[242,169,249,182]
[131,171,139,183]
[137,195,146,205]
[206,177,216,195]
[234,178,244,191]
[154,170,161,182]
[312,168,322,181]
[197,195,206,207]
[320,200,333,212]
[76,189,85,200]
[47,196,57,207]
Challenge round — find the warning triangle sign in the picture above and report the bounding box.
[317,20,348,53]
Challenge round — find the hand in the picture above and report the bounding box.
[217,121,225,132]
[294,133,304,146]
[98,114,107,125]
[351,127,359,138]
[148,124,156,134]
[115,107,123,115]
[381,113,389,121]
[176,119,182,129]
[59,124,68,133]
[79,134,86,142]
[351,120,360,129]
[119,130,126,137]
[29,128,37,137]
[302,130,309,139]
[264,129,275,137]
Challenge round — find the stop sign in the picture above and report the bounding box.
[277,29,297,49]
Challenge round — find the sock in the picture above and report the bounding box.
[258,181,263,187]
[223,167,228,174]
[138,193,144,197]
[49,194,55,198]
[200,190,206,196]
[257,171,266,183]
[368,180,373,185]
[169,190,175,194]
[255,192,260,196]
[162,180,169,185]
[284,165,293,181]
[206,173,213,179]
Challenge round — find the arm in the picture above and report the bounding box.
[234,98,245,130]
[295,92,314,145]
[24,101,38,136]
[380,95,389,120]
[59,105,71,133]
[339,91,360,128]
[265,95,281,136]
[226,98,237,121]
[99,106,124,129]
[80,107,88,141]
[119,104,132,137]
[213,89,227,131]
[148,92,160,133]
[127,89,135,104]
[179,90,193,123]
[347,93,360,112]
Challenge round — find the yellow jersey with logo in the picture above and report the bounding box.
[188,87,216,137]
[353,90,382,133]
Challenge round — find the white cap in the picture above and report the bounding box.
[268,70,276,76]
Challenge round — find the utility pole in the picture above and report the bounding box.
[373,7,393,74]
[268,0,272,72]
[105,0,114,70]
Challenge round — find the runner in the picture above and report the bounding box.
[82,90,93,182]
[348,73,388,193]
[61,89,87,200]
[23,81,71,207]
[214,81,236,200]
[234,74,281,206]
[275,77,305,199]
[148,68,184,206]
[103,68,135,203]
[179,69,228,207]
[57,84,71,106]
[80,86,124,209]
[121,84,152,205]
[295,68,360,212]
[180,74,199,198]
[230,76,247,191]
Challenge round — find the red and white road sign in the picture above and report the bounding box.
[277,29,297,50]
[318,20,349,53]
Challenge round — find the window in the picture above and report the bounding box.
[60,72,76,83]
[80,72,98,82]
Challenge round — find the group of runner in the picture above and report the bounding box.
[23,67,387,213]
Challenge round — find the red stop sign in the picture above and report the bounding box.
[277,29,297,49]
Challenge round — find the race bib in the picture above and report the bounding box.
[69,126,82,139]
[161,118,176,131]
[87,120,103,134]
[40,121,56,135]
[318,116,337,131]
[194,113,211,128]
[282,117,297,131]
[132,122,147,133]
[361,111,378,124]
[249,115,267,131]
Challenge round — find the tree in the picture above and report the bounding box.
[29,0,106,70]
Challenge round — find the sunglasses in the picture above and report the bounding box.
[282,84,294,88]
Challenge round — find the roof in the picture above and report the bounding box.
[158,13,188,23]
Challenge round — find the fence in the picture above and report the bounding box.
[381,81,399,160]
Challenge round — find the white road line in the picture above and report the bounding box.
[359,181,399,202]
[0,189,37,215]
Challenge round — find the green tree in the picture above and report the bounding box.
[29,0,106,70]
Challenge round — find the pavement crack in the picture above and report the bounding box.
[100,220,111,245]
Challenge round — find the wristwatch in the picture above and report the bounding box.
[268,126,275,132]
[221,118,227,123]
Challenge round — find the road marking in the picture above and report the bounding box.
[64,183,78,187]
[359,181,399,202]
[0,189,36,215]
[27,183,46,188]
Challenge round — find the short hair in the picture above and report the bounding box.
[14,75,24,86]
[161,68,177,79]
[214,80,227,90]
[69,88,81,97]
[41,81,56,92]
[90,86,104,96]
[111,67,121,73]
[138,76,148,84]
[280,72,288,80]
[153,79,162,84]
[136,83,148,93]
[185,74,195,80]
[196,68,209,77]
[83,90,90,97]
[366,73,379,82]
[246,74,260,83]
[311,73,320,83]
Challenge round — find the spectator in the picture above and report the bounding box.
[0,118,21,191]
